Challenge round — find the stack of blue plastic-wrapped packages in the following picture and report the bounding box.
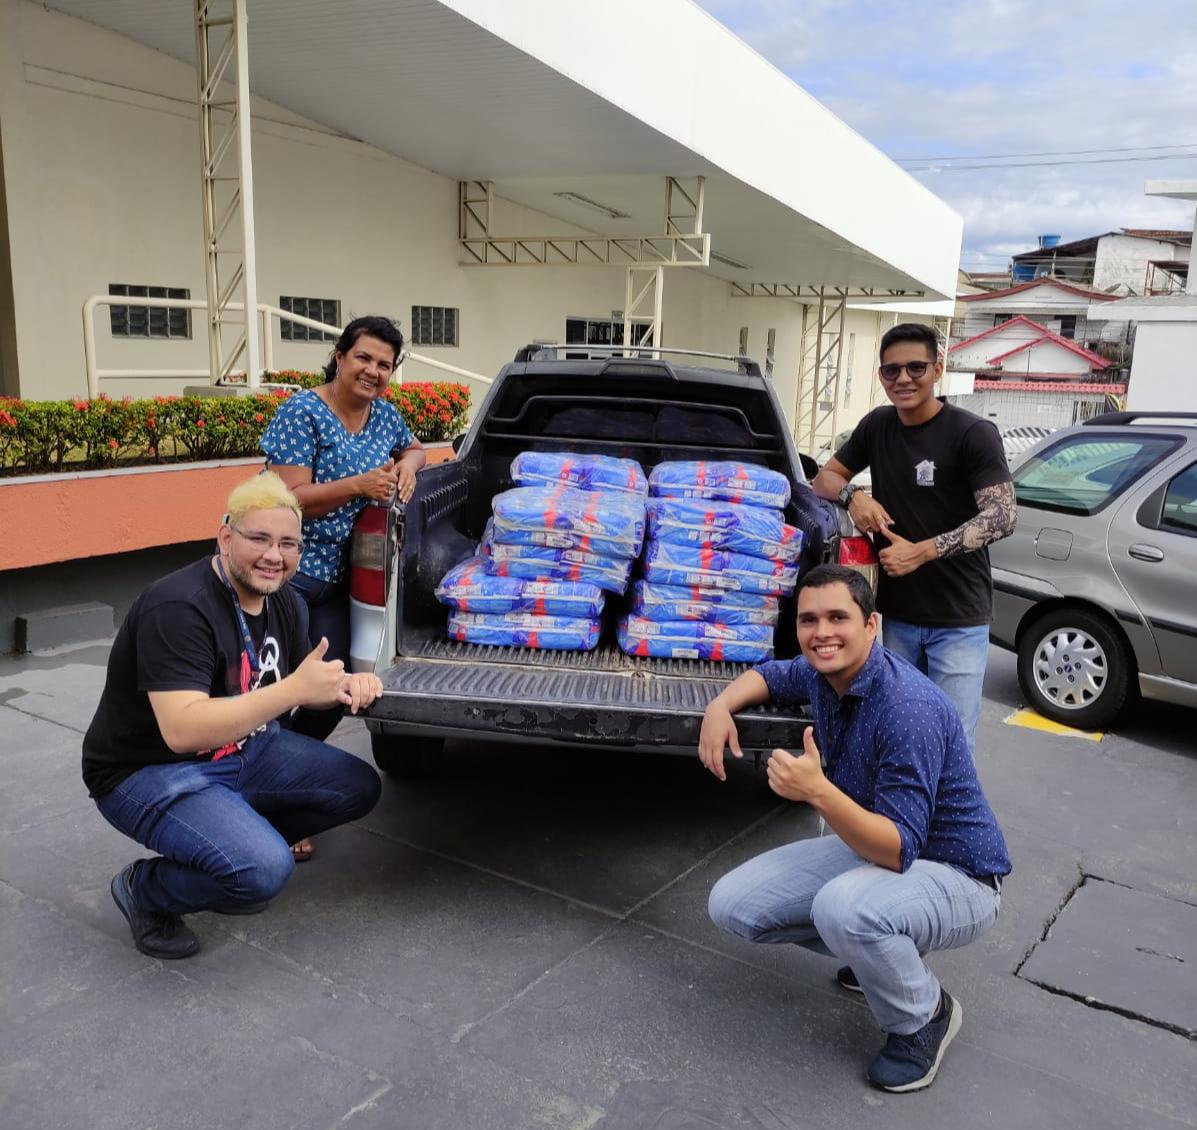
[436,451,647,651]
[618,461,803,662]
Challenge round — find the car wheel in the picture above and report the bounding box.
[370,732,443,778]
[1016,608,1136,730]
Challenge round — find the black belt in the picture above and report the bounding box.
[977,873,1002,892]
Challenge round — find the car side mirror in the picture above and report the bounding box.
[451,433,467,454]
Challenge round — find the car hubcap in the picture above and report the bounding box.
[1032,628,1108,710]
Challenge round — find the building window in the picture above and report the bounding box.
[993,313,1015,327]
[108,284,190,339]
[1056,315,1077,340]
[738,326,749,355]
[563,314,651,359]
[280,297,340,342]
[412,305,459,347]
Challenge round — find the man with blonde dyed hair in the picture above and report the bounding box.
[83,472,383,959]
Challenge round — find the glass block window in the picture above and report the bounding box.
[280,297,340,342]
[411,305,459,347]
[108,284,190,338]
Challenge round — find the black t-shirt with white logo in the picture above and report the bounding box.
[834,401,1011,628]
[82,557,309,797]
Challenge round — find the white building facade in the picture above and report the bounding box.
[0,0,961,453]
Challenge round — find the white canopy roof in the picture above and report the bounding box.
[47,0,962,300]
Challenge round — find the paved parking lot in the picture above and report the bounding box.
[2,642,1194,1130]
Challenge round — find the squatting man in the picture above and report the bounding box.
[699,564,1011,1093]
[82,472,383,959]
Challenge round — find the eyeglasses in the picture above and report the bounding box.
[879,360,936,382]
[231,526,304,557]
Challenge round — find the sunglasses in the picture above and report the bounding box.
[878,360,935,381]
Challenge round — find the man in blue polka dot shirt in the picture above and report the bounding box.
[700,564,1011,1093]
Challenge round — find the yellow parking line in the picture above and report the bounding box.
[1004,708,1104,742]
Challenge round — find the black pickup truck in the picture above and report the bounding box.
[356,346,872,776]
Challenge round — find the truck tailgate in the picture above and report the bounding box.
[367,640,811,752]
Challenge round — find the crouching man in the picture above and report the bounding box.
[699,565,1010,1092]
[82,472,383,959]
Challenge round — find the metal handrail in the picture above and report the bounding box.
[82,294,492,398]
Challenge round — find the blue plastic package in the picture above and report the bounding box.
[618,615,773,662]
[478,518,495,557]
[645,497,803,563]
[511,451,648,496]
[437,558,606,618]
[448,611,601,651]
[649,461,790,509]
[491,485,646,557]
[641,540,797,597]
[489,543,634,594]
[629,580,779,625]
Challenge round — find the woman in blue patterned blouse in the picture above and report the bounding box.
[262,315,425,761]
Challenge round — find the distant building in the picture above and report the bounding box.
[947,314,1124,433]
[952,277,1129,367]
[1010,229,1190,295]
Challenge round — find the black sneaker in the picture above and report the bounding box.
[110,862,201,960]
[836,966,864,994]
[866,990,962,1093]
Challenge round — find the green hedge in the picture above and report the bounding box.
[0,373,470,477]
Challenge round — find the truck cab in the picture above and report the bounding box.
[353,346,874,776]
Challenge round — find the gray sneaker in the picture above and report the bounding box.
[836,966,864,994]
[110,862,200,959]
[867,990,963,1093]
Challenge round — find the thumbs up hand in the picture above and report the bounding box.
[765,727,827,803]
[876,527,936,577]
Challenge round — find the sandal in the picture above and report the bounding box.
[290,838,313,863]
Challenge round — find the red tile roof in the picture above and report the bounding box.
[973,379,1126,394]
[949,315,1111,369]
[957,277,1120,303]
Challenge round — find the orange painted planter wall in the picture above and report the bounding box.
[0,445,455,572]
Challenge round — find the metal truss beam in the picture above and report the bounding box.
[195,0,261,387]
[731,283,928,301]
[458,177,709,268]
[623,267,663,358]
[792,292,847,456]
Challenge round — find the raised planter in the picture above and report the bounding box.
[1,443,456,572]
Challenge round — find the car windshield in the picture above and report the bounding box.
[1013,434,1181,515]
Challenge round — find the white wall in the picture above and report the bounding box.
[1093,234,1190,293]
[1126,321,1197,410]
[995,339,1093,377]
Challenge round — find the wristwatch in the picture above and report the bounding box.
[838,483,863,508]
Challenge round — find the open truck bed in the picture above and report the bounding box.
[361,348,849,776]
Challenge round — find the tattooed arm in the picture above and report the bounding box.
[934,481,1017,559]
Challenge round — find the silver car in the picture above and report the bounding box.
[989,411,1197,730]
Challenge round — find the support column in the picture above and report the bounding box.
[195,0,261,388]
[792,290,846,454]
[623,267,663,358]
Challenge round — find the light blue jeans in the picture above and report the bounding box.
[882,619,990,754]
[708,835,1000,1034]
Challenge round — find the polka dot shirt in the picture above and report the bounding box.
[757,643,1011,878]
[261,388,414,583]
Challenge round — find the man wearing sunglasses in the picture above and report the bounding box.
[82,472,383,959]
[812,323,1015,753]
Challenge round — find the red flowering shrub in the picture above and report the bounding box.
[0,377,470,476]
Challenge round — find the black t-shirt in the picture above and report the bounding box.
[835,401,1011,627]
[82,557,309,797]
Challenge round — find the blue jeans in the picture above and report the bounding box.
[94,721,381,916]
[289,571,351,742]
[882,619,990,754]
[708,835,1000,1034]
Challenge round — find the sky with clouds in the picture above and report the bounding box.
[697,0,1197,274]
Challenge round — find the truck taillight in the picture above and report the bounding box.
[838,535,879,589]
[349,505,388,607]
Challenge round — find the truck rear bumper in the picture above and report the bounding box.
[365,649,811,753]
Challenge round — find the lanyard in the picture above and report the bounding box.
[215,556,264,677]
